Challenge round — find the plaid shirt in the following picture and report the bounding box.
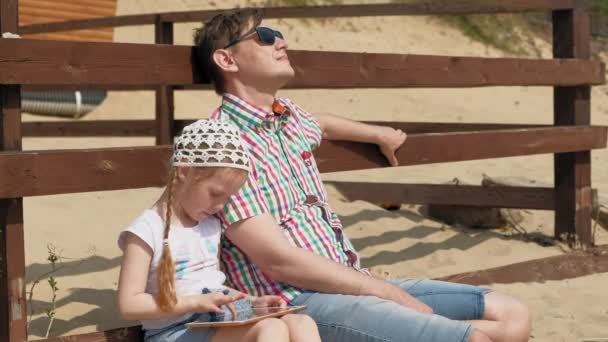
[212,93,367,301]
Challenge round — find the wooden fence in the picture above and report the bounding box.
[1,0,607,340]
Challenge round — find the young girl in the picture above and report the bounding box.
[117,119,321,342]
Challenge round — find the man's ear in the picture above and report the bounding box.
[213,49,238,73]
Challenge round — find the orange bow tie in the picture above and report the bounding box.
[272,100,289,116]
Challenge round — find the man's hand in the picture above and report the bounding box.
[360,276,433,315]
[314,113,407,166]
[375,126,407,166]
[388,285,434,315]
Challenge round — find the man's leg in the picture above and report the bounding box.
[397,279,531,342]
[468,291,531,342]
[290,291,475,342]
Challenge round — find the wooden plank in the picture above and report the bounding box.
[18,0,116,42]
[154,18,174,145]
[18,13,156,34]
[22,84,159,91]
[2,126,606,198]
[0,39,194,87]
[22,120,159,136]
[0,1,27,341]
[327,182,555,210]
[0,146,171,198]
[0,39,604,87]
[21,120,547,137]
[24,30,114,43]
[553,2,594,246]
[438,245,608,285]
[372,122,547,134]
[286,50,606,88]
[163,1,577,23]
[19,1,577,34]
[39,325,142,342]
[314,126,607,173]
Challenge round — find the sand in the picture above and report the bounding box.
[22,0,608,340]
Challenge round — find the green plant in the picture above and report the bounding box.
[261,0,340,6]
[441,14,538,56]
[26,244,63,338]
[594,0,608,15]
[44,246,60,338]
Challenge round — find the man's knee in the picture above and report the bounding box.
[506,298,531,341]
[484,291,531,341]
[468,329,492,342]
[485,292,529,319]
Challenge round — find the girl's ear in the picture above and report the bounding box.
[175,167,188,183]
[213,49,238,73]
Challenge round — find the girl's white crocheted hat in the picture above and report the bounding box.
[172,119,250,171]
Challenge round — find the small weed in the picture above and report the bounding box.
[26,244,63,338]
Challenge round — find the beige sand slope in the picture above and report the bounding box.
[22,1,608,340]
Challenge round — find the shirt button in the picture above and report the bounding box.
[334,228,343,240]
[346,251,358,265]
[304,195,318,205]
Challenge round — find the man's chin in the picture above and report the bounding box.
[277,71,295,87]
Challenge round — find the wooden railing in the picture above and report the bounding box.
[1,1,606,340]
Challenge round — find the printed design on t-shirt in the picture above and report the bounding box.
[175,260,188,279]
[204,239,218,256]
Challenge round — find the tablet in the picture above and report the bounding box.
[185,305,307,328]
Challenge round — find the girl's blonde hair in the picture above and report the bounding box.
[156,119,249,311]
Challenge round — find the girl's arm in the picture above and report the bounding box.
[117,232,242,321]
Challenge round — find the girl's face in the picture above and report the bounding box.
[175,167,248,222]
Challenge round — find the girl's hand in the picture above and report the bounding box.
[251,295,287,308]
[184,292,246,315]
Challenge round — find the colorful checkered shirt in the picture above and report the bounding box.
[212,93,367,301]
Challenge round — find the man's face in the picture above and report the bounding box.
[229,21,295,90]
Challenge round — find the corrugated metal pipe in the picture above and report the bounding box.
[21,90,107,118]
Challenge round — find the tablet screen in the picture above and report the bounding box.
[185,305,307,328]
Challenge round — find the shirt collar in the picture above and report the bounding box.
[221,93,289,129]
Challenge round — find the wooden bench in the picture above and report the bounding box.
[1,0,606,340]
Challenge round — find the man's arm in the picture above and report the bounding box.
[224,213,432,314]
[314,112,406,166]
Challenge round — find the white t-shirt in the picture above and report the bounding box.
[117,209,226,330]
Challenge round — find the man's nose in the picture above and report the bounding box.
[275,37,288,50]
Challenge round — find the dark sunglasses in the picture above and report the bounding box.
[224,26,284,49]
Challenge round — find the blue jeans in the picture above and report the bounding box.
[144,298,252,342]
[289,279,492,342]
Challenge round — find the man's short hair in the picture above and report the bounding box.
[193,9,263,95]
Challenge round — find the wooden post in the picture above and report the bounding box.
[0,0,27,341]
[154,16,175,145]
[552,0,593,246]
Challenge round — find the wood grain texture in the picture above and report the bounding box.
[553,2,594,245]
[20,0,116,42]
[1,126,606,198]
[0,40,604,87]
[19,1,577,33]
[328,182,555,210]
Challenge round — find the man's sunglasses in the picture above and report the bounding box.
[224,26,284,49]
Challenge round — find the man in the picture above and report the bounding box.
[193,9,531,342]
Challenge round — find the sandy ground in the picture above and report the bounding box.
[22,0,608,340]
